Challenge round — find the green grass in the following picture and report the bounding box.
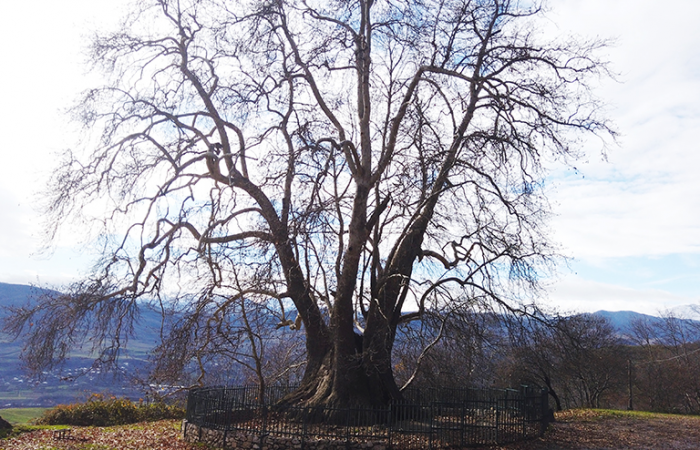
[595,408,700,419]
[0,407,48,425]
[559,408,700,422]
[0,424,70,440]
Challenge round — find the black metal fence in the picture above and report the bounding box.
[185,384,549,448]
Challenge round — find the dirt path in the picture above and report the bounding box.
[496,409,700,450]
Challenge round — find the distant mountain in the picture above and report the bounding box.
[3,281,699,406]
[591,309,700,346]
[0,282,53,308]
[0,282,160,407]
[0,281,161,346]
[591,310,663,334]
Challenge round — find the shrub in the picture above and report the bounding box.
[36,394,185,426]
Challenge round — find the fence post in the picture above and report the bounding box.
[627,359,634,411]
[520,386,526,440]
[388,402,393,449]
[216,388,224,427]
[261,402,267,450]
[495,392,500,444]
[302,407,308,450]
[540,388,548,436]
[345,407,351,450]
[429,403,434,450]
[461,402,466,448]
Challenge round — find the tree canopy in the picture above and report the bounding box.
[8,0,611,408]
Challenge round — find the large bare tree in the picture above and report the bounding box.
[8,0,611,408]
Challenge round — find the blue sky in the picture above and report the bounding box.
[1,0,699,316]
[539,0,700,314]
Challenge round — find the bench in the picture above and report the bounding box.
[53,428,72,440]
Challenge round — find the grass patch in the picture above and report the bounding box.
[0,424,70,440]
[557,408,700,422]
[0,407,48,425]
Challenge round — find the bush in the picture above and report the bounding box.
[36,394,185,427]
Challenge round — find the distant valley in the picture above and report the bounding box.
[1,281,698,407]
[0,282,160,407]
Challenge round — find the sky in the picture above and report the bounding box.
[0,0,699,316]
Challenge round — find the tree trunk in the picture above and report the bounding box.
[543,374,563,412]
[279,298,402,412]
[277,339,401,419]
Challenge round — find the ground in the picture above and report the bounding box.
[499,409,700,450]
[2,410,700,449]
[0,420,199,450]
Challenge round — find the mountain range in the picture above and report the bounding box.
[1,281,698,407]
[0,282,158,407]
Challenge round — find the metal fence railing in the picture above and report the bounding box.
[185,384,549,449]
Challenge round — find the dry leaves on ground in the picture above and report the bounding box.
[3,410,700,450]
[0,420,199,450]
[494,409,700,450]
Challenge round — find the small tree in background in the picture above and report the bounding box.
[630,310,700,413]
[507,313,623,410]
[393,309,504,390]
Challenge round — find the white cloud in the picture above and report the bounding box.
[0,191,34,258]
[538,0,700,313]
[547,274,699,316]
[542,0,700,261]
[0,1,123,285]
[0,182,93,285]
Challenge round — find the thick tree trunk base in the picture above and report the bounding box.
[275,351,401,424]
